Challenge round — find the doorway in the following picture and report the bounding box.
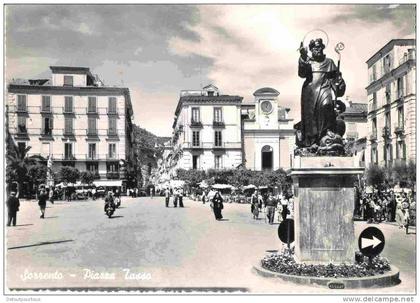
[261,145,273,171]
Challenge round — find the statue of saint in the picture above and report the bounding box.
[297,38,346,152]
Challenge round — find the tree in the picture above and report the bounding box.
[58,166,80,183]
[80,171,95,185]
[365,164,386,189]
[6,137,44,196]
[28,164,48,185]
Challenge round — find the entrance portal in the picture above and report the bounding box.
[261,145,273,171]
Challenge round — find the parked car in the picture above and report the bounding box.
[96,186,106,197]
[75,186,87,200]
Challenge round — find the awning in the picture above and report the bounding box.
[93,180,123,187]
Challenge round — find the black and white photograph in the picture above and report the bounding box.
[2,2,417,300]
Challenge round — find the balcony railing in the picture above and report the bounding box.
[394,123,404,134]
[63,129,74,136]
[382,126,391,139]
[106,172,120,179]
[16,106,27,113]
[369,130,377,141]
[63,107,74,114]
[17,125,27,134]
[190,120,203,128]
[63,154,77,161]
[213,121,225,128]
[106,154,119,160]
[107,108,118,115]
[41,129,53,136]
[107,129,118,136]
[40,106,52,113]
[86,129,98,136]
[87,108,98,114]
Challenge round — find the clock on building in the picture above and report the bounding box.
[260,100,273,114]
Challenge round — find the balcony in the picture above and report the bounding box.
[40,106,52,114]
[63,129,74,136]
[86,154,98,160]
[394,123,404,135]
[17,125,27,134]
[106,154,119,160]
[86,129,98,136]
[213,142,225,149]
[107,129,118,137]
[106,171,120,179]
[190,120,203,128]
[382,126,391,139]
[107,108,118,115]
[62,107,74,114]
[16,106,27,113]
[63,154,77,161]
[87,108,98,114]
[213,121,225,128]
[40,129,53,137]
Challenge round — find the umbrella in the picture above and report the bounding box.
[212,184,233,189]
[199,181,209,188]
[243,184,256,190]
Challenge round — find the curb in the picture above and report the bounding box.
[253,264,400,289]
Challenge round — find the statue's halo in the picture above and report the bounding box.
[302,29,329,49]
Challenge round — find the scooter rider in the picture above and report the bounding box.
[104,191,115,212]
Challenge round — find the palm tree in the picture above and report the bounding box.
[6,135,45,197]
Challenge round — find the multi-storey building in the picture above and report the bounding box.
[6,66,134,190]
[165,85,295,176]
[365,39,416,167]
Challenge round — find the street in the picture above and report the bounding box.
[6,197,416,293]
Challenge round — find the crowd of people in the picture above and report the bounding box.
[164,187,185,208]
[357,187,416,229]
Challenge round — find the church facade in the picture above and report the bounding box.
[162,85,295,178]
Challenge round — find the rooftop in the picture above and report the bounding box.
[366,39,415,67]
[341,102,368,117]
[253,87,280,96]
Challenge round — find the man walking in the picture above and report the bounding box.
[265,193,277,224]
[179,188,184,208]
[7,191,20,226]
[38,188,48,219]
[165,188,170,207]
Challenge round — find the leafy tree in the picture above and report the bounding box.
[6,136,44,196]
[365,164,386,189]
[176,168,206,185]
[58,166,80,183]
[28,164,48,185]
[80,171,95,184]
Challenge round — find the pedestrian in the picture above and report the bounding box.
[165,187,170,207]
[251,191,260,219]
[173,188,179,207]
[135,188,138,198]
[49,187,55,204]
[280,195,289,222]
[201,190,207,204]
[265,193,277,224]
[150,187,154,199]
[179,188,184,208]
[92,187,97,200]
[6,191,20,227]
[38,188,48,219]
[211,191,224,220]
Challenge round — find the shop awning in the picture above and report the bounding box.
[93,180,123,187]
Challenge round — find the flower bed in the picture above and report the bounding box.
[261,252,391,278]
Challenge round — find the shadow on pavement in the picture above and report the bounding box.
[14,224,34,227]
[109,216,124,219]
[43,216,59,219]
[218,219,229,221]
[8,239,74,250]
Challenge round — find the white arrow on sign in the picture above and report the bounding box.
[361,236,382,249]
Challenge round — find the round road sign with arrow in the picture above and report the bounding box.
[358,226,385,257]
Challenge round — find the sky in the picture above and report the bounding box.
[5,4,415,136]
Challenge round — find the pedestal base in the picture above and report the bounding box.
[290,156,364,264]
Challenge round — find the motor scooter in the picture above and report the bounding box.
[105,201,115,218]
[115,197,121,208]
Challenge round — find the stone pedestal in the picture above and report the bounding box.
[290,156,364,264]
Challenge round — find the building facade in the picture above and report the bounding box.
[164,85,295,177]
[7,66,135,190]
[365,39,416,167]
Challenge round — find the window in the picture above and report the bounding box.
[371,65,377,82]
[64,117,73,135]
[398,106,404,127]
[385,84,391,104]
[371,147,378,164]
[64,143,73,159]
[17,95,27,111]
[63,75,74,87]
[88,97,97,113]
[192,155,199,169]
[215,155,222,169]
[384,144,393,166]
[42,96,51,112]
[214,130,222,147]
[108,117,117,135]
[108,97,117,114]
[372,118,377,136]
[88,143,96,159]
[192,107,200,123]
[17,116,26,133]
[88,117,97,135]
[42,117,53,135]
[107,162,119,172]
[385,112,391,129]
[214,107,223,122]
[208,91,214,96]
[383,54,391,73]
[397,77,404,98]
[192,131,200,147]
[108,143,116,159]
[64,96,73,113]
[86,163,98,173]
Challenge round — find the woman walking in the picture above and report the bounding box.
[38,188,48,219]
[211,191,224,220]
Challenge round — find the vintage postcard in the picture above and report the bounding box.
[3,3,417,300]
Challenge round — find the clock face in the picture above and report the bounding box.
[260,101,273,114]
